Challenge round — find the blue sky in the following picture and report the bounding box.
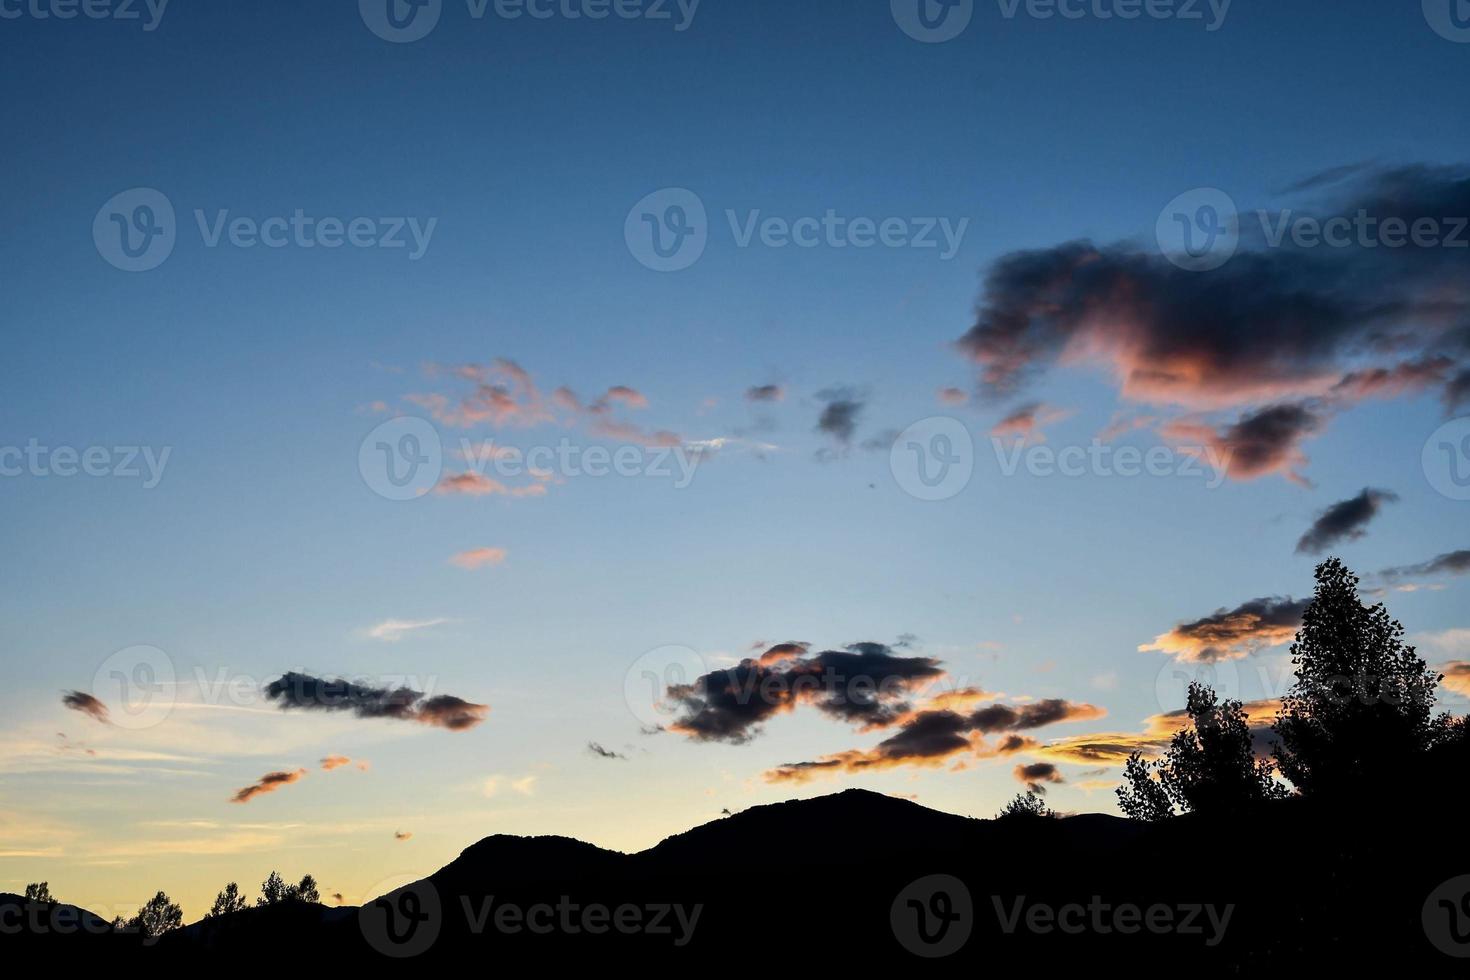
[2,0,1469,919]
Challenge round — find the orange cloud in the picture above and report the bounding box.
[231,768,307,804]
[434,472,548,498]
[1441,661,1470,698]
[1140,596,1306,662]
[320,755,351,770]
[449,547,509,570]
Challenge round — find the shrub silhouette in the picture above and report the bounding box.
[126,891,182,938]
[257,870,321,906]
[1272,558,1444,797]
[1119,682,1286,820]
[996,791,1053,820]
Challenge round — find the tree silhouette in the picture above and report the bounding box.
[294,874,320,904]
[1116,751,1173,821]
[1272,558,1443,797]
[206,882,248,918]
[257,871,289,906]
[126,891,182,938]
[23,881,53,904]
[1119,682,1286,820]
[996,790,1053,820]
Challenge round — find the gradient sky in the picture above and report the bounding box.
[3,0,1470,922]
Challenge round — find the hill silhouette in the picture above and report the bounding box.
[19,788,1465,970]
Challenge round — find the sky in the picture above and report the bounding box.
[2,0,1470,923]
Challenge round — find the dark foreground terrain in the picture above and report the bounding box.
[5,789,1467,971]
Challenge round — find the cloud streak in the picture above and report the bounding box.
[264,672,488,732]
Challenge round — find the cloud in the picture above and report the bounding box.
[483,775,538,797]
[814,386,866,447]
[264,673,488,732]
[990,402,1072,442]
[1014,761,1064,794]
[407,359,682,449]
[449,547,509,570]
[1378,550,1470,585]
[434,472,549,498]
[1441,661,1470,698]
[1161,402,1326,486]
[1033,699,1283,767]
[1295,488,1398,554]
[62,691,110,724]
[231,768,307,804]
[586,741,627,760]
[764,696,1105,783]
[394,830,413,841]
[746,384,785,403]
[665,642,946,744]
[1139,596,1308,662]
[954,164,1470,481]
[320,755,352,770]
[938,387,970,406]
[363,618,450,643]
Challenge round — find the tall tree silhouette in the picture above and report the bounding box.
[1119,682,1286,820]
[206,882,248,918]
[257,871,289,906]
[23,881,53,904]
[1272,558,1443,797]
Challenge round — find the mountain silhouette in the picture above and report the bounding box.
[16,789,1466,970]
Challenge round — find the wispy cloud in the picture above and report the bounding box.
[363,618,450,643]
[449,547,508,570]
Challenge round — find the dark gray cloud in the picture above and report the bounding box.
[745,384,785,403]
[954,164,1470,485]
[61,691,109,724]
[1295,487,1399,554]
[814,386,866,446]
[666,643,944,744]
[264,672,488,731]
[1013,761,1064,794]
[586,741,627,760]
[1377,549,1470,583]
